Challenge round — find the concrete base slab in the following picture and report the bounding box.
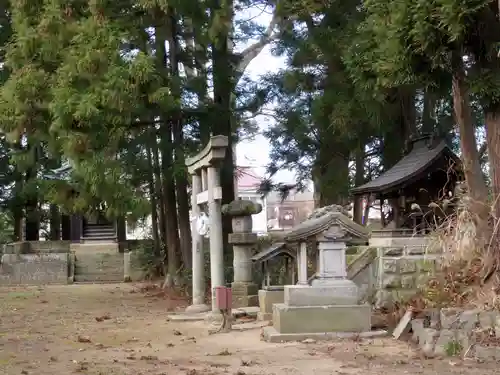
[167,306,260,322]
[185,303,211,314]
[261,326,388,343]
[273,303,371,334]
[232,320,269,331]
[167,313,207,322]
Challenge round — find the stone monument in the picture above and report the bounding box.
[222,199,261,308]
[185,135,228,314]
[262,208,374,342]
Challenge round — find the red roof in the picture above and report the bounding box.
[237,167,261,189]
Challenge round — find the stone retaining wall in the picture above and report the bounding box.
[375,246,440,308]
[412,308,500,360]
[0,241,70,285]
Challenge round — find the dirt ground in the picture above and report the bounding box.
[0,284,498,375]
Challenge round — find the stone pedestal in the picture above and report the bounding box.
[228,232,259,308]
[232,282,259,308]
[223,200,263,309]
[272,301,371,334]
[267,283,370,336]
[258,286,284,321]
[262,215,373,342]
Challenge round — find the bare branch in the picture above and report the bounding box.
[234,5,282,80]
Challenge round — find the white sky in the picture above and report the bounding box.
[234,11,296,184]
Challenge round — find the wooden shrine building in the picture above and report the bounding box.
[351,135,463,233]
[45,164,126,248]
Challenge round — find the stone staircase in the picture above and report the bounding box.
[74,250,124,283]
[82,223,117,244]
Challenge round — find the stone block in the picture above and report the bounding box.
[423,308,441,329]
[475,345,500,361]
[459,309,480,330]
[4,242,31,254]
[375,289,416,309]
[284,283,359,307]
[232,282,258,295]
[399,259,417,274]
[29,241,71,253]
[383,247,403,256]
[440,308,480,330]
[479,311,498,330]
[382,259,398,273]
[6,253,70,285]
[228,233,258,245]
[231,282,258,308]
[381,274,401,289]
[272,303,371,334]
[418,328,439,354]
[233,294,258,308]
[418,259,437,273]
[258,289,284,318]
[405,246,425,255]
[434,329,459,356]
[440,308,462,329]
[411,319,424,342]
[400,275,415,289]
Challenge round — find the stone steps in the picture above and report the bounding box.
[74,251,124,283]
[74,273,124,282]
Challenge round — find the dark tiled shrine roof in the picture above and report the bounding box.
[251,242,295,263]
[351,137,460,195]
[284,211,368,243]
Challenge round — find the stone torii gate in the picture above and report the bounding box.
[185,135,228,314]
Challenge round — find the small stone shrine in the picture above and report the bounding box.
[222,199,262,308]
[252,242,296,321]
[262,207,373,342]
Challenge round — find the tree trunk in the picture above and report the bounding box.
[24,166,39,241]
[160,125,182,287]
[173,122,192,269]
[49,204,61,240]
[451,51,489,217]
[151,130,166,250]
[155,16,182,287]
[353,148,365,224]
[210,0,236,274]
[146,131,161,259]
[312,144,350,207]
[485,110,500,219]
[167,7,192,269]
[12,170,23,241]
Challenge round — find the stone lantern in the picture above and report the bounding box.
[222,199,262,308]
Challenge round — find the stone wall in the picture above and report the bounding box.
[0,241,70,285]
[412,308,500,360]
[374,241,440,308]
[343,236,441,307]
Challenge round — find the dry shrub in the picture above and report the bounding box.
[416,191,500,310]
